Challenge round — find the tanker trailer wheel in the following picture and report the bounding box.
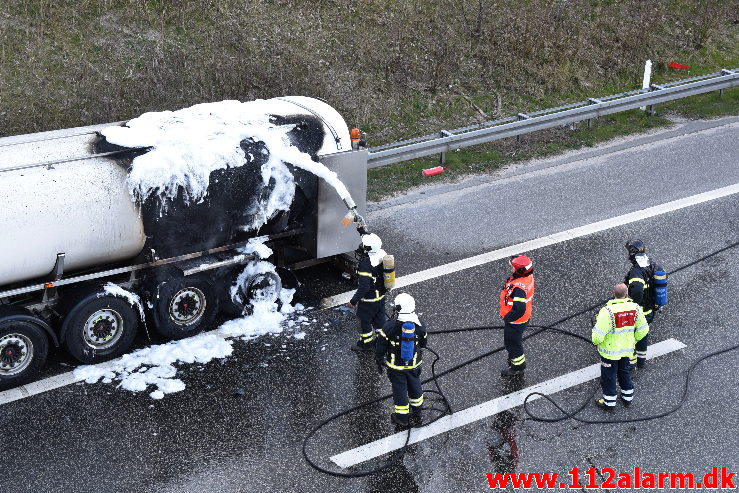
[62,294,139,364]
[224,265,283,317]
[0,312,50,390]
[151,274,219,340]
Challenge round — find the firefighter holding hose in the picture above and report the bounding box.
[348,232,389,352]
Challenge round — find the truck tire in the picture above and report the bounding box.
[276,267,299,291]
[0,313,50,390]
[62,295,139,364]
[224,268,283,316]
[151,274,219,340]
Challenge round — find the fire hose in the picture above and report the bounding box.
[302,240,739,477]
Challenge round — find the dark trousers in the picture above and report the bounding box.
[388,367,423,421]
[356,299,386,347]
[600,356,634,407]
[504,322,527,369]
[632,311,654,366]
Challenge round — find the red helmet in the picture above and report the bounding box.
[510,255,533,275]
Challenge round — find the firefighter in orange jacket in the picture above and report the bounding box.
[499,255,535,377]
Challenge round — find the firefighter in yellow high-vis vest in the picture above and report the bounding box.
[592,283,649,412]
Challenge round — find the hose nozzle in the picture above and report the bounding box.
[341,207,366,227]
[341,196,366,227]
[341,211,355,227]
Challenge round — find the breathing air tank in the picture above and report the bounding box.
[383,255,396,290]
[400,322,416,364]
[653,267,668,306]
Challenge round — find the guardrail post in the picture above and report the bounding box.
[439,130,452,165]
[720,69,735,97]
[587,98,601,128]
[648,84,665,116]
[516,113,529,142]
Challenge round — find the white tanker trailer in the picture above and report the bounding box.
[0,96,368,390]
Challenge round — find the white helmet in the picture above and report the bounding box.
[394,293,416,314]
[361,233,382,254]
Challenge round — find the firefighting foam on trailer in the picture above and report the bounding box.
[0,96,368,392]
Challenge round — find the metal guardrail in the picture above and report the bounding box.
[367,68,739,169]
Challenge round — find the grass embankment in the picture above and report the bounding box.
[1,0,737,201]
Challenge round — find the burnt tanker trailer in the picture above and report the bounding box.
[0,96,367,390]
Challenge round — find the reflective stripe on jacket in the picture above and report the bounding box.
[625,262,657,315]
[499,273,535,324]
[592,298,649,360]
[351,256,386,304]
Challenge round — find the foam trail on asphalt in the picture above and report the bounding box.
[0,331,231,406]
[320,182,739,308]
[330,338,686,468]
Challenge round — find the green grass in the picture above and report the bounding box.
[368,88,738,202]
[661,86,739,118]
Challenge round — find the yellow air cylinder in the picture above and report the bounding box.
[383,255,395,290]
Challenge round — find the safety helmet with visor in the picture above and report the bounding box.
[394,292,416,314]
[510,255,533,276]
[625,239,646,259]
[360,233,382,255]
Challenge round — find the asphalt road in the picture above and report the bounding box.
[1,116,738,493]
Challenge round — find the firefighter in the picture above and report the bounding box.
[624,239,659,369]
[375,293,427,426]
[592,283,649,411]
[348,233,388,352]
[499,255,535,377]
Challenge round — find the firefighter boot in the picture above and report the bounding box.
[391,413,410,427]
[349,341,374,353]
[500,365,524,377]
[594,398,616,413]
[410,405,425,425]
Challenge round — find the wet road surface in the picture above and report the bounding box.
[1,116,738,492]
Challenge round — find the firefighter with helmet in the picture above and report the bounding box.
[499,255,535,377]
[348,233,388,352]
[375,293,428,427]
[624,239,661,369]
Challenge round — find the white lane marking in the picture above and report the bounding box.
[0,358,128,405]
[330,338,687,468]
[0,332,233,407]
[3,181,737,405]
[321,182,739,308]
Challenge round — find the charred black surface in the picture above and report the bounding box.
[95,115,325,262]
[137,138,271,259]
[270,114,326,157]
[91,131,149,163]
[271,115,329,257]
